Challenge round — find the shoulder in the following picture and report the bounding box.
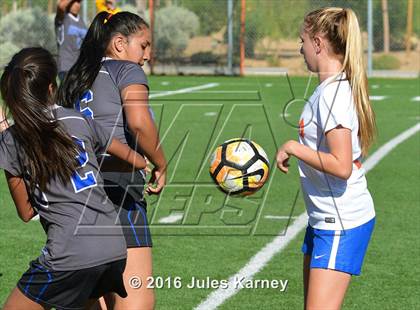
[105,60,146,76]
[0,126,19,158]
[319,78,352,109]
[104,60,148,90]
[56,107,87,120]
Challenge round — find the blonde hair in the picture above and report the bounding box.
[304,7,376,156]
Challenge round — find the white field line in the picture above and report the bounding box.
[194,122,420,310]
[411,96,420,102]
[264,215,297,220]
[149,83,219,98]
[158,213,184,224]
[369,95,387,101]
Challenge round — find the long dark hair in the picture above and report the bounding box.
[0,47,79,192]
[58,11,149,108]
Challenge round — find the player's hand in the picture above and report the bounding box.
[146,167,166,195]
[276,141,293,173]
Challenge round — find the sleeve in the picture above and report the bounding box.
[85,118,112,155]
[317,82,354,133]
[0,131,23,176]
[116,62,149,92]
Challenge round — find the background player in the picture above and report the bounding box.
[276,7,376,310]
[55,0,87,81]
[96,0,121,14]
[0,47,147,310]
[59,11,166,309]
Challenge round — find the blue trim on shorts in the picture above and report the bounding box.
[302,217,375,275]
[127,204,142,247]
[137,203,150,246]
[24,268,35,295]
[33,265,52,302]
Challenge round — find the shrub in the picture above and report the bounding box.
[0,41,20,67]
[146,6,199,60]
[190,51,220,64]
[373,54,401,70]
[0,8,56,55]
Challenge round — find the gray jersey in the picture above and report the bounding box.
[75,60,149,200]
[0,107,126,271]
[78,59,149,149]
[55,13,87,73]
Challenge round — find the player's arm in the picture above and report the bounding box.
[277,126,353,179]
[122,84,167,194]
[5,171,36,222]
[56,0,72,23]
[0,109,9,132]
[105,138,147,170]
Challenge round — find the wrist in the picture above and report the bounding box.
[285,140,297,156]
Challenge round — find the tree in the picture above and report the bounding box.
[382,0,390,53]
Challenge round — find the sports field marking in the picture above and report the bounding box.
[411,96,420,102]
[204,112,217,117]
[149,83,219,98]
[264,215,297,220]
[371,85,380,89]
[158,212,184,224]
[369,95,387,101]
[265,83,273,87]
[280,112,291,118]
[195,122,420,310]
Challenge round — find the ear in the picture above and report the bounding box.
[313,36,322,54]
[111,35,127,53]
[48,83,54,95]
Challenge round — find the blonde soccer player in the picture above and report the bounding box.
[276,7,376,310]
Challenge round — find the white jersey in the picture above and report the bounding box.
[298,73,375,230]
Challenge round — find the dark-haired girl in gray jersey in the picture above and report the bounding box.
[0,47,147,310]
[59,11,167,309]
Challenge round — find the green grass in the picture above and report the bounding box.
[0,76,419,309]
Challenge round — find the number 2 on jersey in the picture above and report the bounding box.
[71,137,97,193]
[75,90,94,119]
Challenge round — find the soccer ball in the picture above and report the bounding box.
[209,138,269,196]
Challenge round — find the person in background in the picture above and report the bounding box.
[55,0,88,82]
[96,0,121,14]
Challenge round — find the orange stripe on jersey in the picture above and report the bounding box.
[299,119,304,138]
[353,159,362,169]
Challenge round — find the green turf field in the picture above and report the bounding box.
[0,75,419,309]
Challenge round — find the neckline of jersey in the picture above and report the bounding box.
[67,13,80,22]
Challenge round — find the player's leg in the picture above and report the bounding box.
[306,268,351,310]
[303,254,311,308]
[3,287,48,310]
[114,247,155,310]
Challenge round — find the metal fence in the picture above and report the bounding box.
[0,0,418,76]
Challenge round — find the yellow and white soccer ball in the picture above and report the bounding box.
[209,138,269,196]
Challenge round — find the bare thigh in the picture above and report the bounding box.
[3,287,49,310]
[306,268,351,310]
[113,247,155,310]
[303,255,311,308]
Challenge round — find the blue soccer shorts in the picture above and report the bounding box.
[302,217,375,276]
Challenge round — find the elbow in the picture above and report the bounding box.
[20,214,33,223]
[19,209,35,223]
[337,166,352,180]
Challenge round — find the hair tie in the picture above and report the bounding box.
[104,13,114,24]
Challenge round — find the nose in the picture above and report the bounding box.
[144,46,151,62]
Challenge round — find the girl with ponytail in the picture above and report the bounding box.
[59,11,166,309]
[0,47,147,310]
[276,8,376,309]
